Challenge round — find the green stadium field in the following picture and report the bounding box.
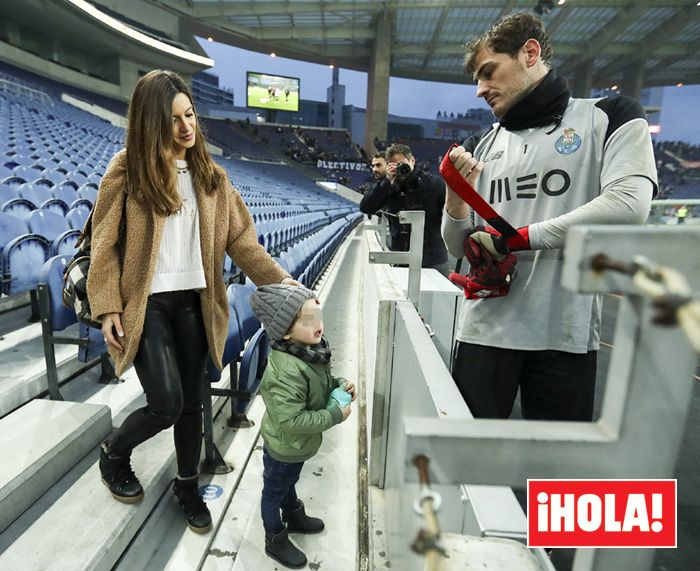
[247,86,299,112]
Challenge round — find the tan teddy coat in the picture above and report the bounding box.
[87,150,289,376]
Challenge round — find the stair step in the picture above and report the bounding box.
[0,371,234,570]
[0,429,177,571]
[0,324,87,418]
[115,397,265,570]
[0,400,111,534]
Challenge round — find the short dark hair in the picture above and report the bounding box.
[464,12,553,75]
[386,143,413,161]
[373,151,386,161]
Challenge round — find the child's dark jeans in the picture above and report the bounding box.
[261,447,305,535]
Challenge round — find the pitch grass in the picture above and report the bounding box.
[247,86,299,112]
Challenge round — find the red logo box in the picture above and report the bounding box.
[527,479,676,548]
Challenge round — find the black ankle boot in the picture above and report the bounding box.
[265,525,307,569]
[172,476,212,533]
[283,500,324,534]
[99,442,144,503]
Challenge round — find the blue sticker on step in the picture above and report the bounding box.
[200,484,223,500]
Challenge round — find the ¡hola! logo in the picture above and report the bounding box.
[527,479,676,548]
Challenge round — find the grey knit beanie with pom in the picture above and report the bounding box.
[250,284,316,341]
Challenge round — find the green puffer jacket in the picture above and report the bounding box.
[260,349,345,463]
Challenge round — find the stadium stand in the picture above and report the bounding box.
[0,52,366,567]
[199,117,280,162]
[654,140,700,199]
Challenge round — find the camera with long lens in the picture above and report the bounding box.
[395,162,412,181]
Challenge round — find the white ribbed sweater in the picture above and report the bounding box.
[150,160,207,294]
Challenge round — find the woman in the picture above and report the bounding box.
[87,70,294,533]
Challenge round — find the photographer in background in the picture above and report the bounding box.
[360,144,448,275]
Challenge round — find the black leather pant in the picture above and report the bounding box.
[108,290,209,478]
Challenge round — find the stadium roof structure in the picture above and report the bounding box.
[155,0,700,88]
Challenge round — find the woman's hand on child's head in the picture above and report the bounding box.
[344,381,356,401]
[281,277,303,287]
[341,405,352,421]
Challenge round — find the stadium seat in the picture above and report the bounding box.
[31,176,55,188]
[66,171,88,187]
[37,255,76,331]
[66,207,89,230]
[40,198,69,217]
[1,231,51,295]
[0,212,28,282]
[52,185,78,205]
[0,165,14,180]
[17,183,48,207]
[1,175,27,187]
[78,186,98,204]
[69,198,93,211]
[1,198,35,219]
[229,282,259,343]
[0,185,18,205]
[235,328,269,416]
[27,209,78,255]
[27,209,69,241]
[205,288,243,383]
[36,255,115,399]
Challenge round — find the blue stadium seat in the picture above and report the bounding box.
[41,198,70,217]
[66,207,89,230]
[32,176,55,188]
[25,209,76,254]
[235,328,269,415]
[1,198,35,218]
[66,171,88,187]
[12,166,32,180]
[0,212,28,283]
[78,186,98,204]
[69,198,93,211]
[0,165,13,180]
[28,210,69,241]
[17,183,48,207]
[1,175,27,187]
[36,256,114,399]
[229,282,259,343]
[38,255,76,331]
[0,185,18,205]
[52,185,78,205]
[52,163,71,175]
[1,232,51,295]
[205,288,243,383]
[53,229,80,256]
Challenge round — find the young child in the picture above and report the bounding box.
[250,284,355,569]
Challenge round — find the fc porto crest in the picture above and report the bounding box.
[555,127,582,155]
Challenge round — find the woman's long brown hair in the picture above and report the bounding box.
[124,70,224,216]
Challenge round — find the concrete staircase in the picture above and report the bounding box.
[0,399,111,534]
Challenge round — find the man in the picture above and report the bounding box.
[441,12,657,421]
[676,205,688,224]
[370,151,388,180]
[361,144,448,274]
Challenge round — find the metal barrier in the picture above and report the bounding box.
[0,79,54,107]
[396,225,699,571]
[368,210,425,309]
[648,198,699,225]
